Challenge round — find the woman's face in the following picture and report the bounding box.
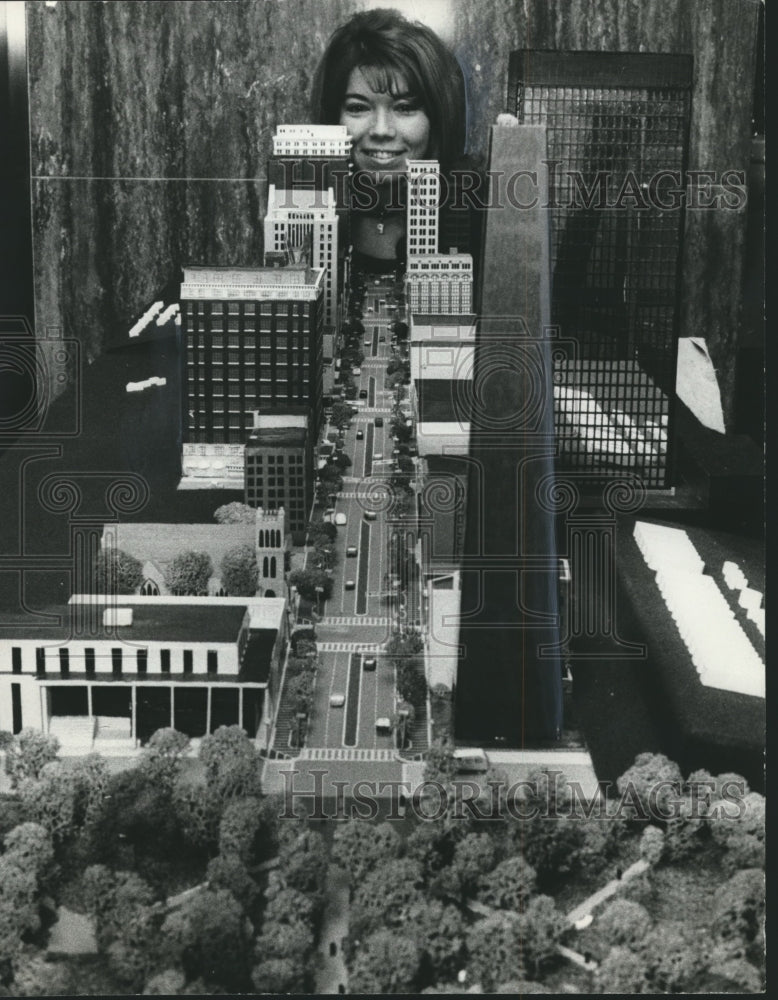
[339,66,432,179]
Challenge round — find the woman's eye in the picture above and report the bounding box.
[395,101,421,114]
[343,102,369,115]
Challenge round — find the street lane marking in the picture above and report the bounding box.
[342,653,361,748]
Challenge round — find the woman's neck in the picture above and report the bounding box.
[351,211,404,259]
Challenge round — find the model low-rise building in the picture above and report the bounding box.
[0,594,288,754]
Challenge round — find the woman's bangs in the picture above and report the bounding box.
[358,60,427,107]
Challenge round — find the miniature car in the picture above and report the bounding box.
[335,513,347,526]
[330,694,345,708]
[373,452,383,460]
[352,367,362,376]
[356,429,364,440]
[375,416,384,427]
[345,579,356,590]
[359,389,368,399]
[452,748,490,773]
[363,657,377,671]
[347,546,358,557]
[364,510,377,521]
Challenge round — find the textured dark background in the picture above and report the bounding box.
[27,0,759,424]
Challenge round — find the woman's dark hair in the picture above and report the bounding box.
[311,8,466,171]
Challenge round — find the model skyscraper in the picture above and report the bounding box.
[454,125,563,745]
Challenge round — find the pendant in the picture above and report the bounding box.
[377,222,385,235]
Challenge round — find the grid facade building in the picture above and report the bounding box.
[245,415,313,533]
[264,186,341,332]
[507,50,692,487]
[407,254,474,314]
[406,160,440,258]
[181,265,325,447]
[273,124,352,158]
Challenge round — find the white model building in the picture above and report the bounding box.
[405,160,473,315]
[273,124,352,158]
[406,253,474,314]
[406,159,440,259]
[264,186,340,331]
[0,594,288,754]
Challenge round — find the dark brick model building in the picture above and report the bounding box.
[181,264,325,446]
[245,412,313,533]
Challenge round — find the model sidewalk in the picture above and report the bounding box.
[566,858,649,924]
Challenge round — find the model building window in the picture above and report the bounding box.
[207,650,218,675]
[183,650,193,674]
[160,649,171,673]
[59,647,70,677]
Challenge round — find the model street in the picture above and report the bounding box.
[279,279,423,755]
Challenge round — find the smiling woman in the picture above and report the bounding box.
[311,7,471,267]
[340,66,431,180]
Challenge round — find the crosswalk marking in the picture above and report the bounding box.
[335,492,393,500]
[319,616,392,626]
[317,642,385,653]
[298,748,398,762]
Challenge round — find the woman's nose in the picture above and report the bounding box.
[370,107,396,138]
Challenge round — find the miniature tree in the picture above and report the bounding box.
[93,548,144,594]
[331,402,352,428]
[3,729,59,788]
[350,930,421,994]
[252,956,306,993]
[214,502,257,524]
[164,550,212,596]
[712,868,765,948]
[288,567,333,603]
[199,726,262,802]
[159,887,253,992]
[477,855,537,912]
[138,728,190,789]
[331,821,402,886]
[220,544,259,596]
[597,899,652,948]
[616,752,683,820]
